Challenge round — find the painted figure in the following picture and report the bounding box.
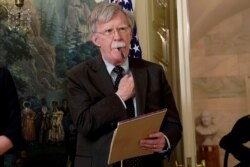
[21,101,36,143]
[48,101,65,143]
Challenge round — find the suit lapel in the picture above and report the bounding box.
[129,59,147,116]
[88,55,115,96]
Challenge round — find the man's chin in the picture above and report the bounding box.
[113,53,126,62]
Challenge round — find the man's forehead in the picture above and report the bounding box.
[97,21,128,30]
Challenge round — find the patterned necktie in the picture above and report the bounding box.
[112,66,142,167]
[113,66,124,91]
[113,66,135,118]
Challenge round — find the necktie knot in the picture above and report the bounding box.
[113,66,124,75]
[113,66,124,90]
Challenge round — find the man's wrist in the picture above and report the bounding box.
[163,134,171,150]
[115,93,126,108]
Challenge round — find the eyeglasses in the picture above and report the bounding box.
[95,25,130,37]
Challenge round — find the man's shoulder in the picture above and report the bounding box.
[130,58,162,70]
[67,56,98,75]
[235,115,250,126]
[0,65,10,76]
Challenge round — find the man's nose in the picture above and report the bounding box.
[113,29,122,38]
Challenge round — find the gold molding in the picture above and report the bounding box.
[0,4,8,20]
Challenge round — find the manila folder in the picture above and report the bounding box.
[108,108,167,164]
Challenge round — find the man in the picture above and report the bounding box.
[0,66,22,165]
[220,115,250,167]
[67,2,182,167]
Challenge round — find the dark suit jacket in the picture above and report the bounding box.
[67,55,182,167]
[0,67,22,165]
[219,115,250,167]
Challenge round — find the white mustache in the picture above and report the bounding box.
[111,41,126,49]
[111,41,126,60]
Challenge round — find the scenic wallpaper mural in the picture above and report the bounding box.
[0,0,108,166]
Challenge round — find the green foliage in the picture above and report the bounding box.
[0,23,33,94]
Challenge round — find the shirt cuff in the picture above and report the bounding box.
[158,134,171,158]
[115,93,127,108]
[163,134,171,150]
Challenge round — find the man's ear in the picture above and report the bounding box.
[91,35,100,47]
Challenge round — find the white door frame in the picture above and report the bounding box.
[176,0,196,166]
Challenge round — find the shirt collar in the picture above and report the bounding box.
[102,57,129,75]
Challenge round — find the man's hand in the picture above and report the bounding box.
[0,135,13,155]
[116,74,135,101]
[139,132,166,152]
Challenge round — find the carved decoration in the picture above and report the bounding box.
[0,4,8,20]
